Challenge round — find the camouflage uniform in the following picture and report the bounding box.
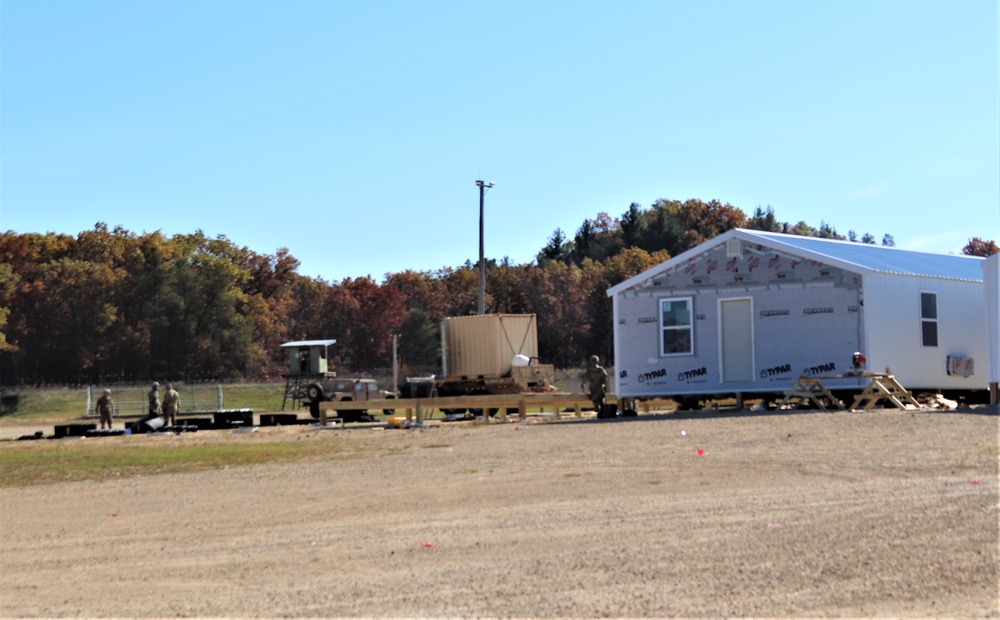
[148,382,162,416]
[162,384,180,427]
[582,355,608,411]
[95,389,114,429]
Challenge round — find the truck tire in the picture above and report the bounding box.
[306,383,324,402]
[342,408,370,423]
[306,383,325,419]
[332,398,364,423]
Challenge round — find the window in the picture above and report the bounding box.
[660,297,694,355]
[920,292,938,347]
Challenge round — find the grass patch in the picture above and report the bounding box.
[0,387,91,420]
[0,435,404,488]
[215,382,289,412]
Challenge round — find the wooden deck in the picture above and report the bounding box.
[318,393,606,424]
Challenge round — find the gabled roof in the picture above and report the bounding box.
[608,228,984,296]
[280,339,336,348]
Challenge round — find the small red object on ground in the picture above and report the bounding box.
[696,449,704,457]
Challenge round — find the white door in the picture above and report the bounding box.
[721,298,754,382]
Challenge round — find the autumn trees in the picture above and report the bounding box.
[1,201,986,386]
[0,223,649,384]
[963,237,1000,257]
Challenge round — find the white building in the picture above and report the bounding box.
[983,253,999,404]
[607,229,988,402]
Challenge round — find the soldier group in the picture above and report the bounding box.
[93,382,180,429]
[148,382,180,426]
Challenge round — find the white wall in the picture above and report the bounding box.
[862,273,987,391]
[983,254,1000,384]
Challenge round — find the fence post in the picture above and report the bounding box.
[218,384,224,409]
[85,386,92,417]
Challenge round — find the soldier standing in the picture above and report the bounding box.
[148,382,162,416]
[581,355,608,412]
[95,388,115,429]
[162,383,180,427]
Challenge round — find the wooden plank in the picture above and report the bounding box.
[318,393,605,424]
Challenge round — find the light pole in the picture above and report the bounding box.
[476,180,494,315]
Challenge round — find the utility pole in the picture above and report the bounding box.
[391,333,398,391]
[476,180,494,315]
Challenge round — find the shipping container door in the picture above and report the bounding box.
[721,298,754,382]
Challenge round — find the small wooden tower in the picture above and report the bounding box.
[280,339,336,410]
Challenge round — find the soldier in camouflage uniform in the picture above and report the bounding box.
[162,383,180,427]
[148,382,162,416]
[95,388,115,429]
[581,355,608,412]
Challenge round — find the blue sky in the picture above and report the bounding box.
[2,0,997,282]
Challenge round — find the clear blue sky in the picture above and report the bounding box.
[2,0,997,282]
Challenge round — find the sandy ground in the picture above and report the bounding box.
[1,409,998,619]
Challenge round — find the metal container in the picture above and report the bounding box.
[440,314,540,380]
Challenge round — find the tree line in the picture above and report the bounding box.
[1,199,994,386]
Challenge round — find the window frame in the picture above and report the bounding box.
[659,296,695,357]
[920,291,938,348]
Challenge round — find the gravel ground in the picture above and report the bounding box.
[1,409,998,618]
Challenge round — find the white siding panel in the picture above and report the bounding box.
[984,255,1000,384]
[863,274,987,390]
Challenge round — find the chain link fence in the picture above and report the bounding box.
[85,384,224,418]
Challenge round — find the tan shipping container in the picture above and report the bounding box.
[440,314,540,380]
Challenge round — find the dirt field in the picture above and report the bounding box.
[1,409,998,618]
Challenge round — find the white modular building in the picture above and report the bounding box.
[983,253,1000,403]
[607,229,988,401]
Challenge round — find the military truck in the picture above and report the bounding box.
[304,377,396,422]
[402,313,555,415]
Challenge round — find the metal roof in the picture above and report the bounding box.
[740,230,983,281]
[280,339,336,348]
[608,228,985,296]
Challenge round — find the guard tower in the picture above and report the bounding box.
[280,339,336,410]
